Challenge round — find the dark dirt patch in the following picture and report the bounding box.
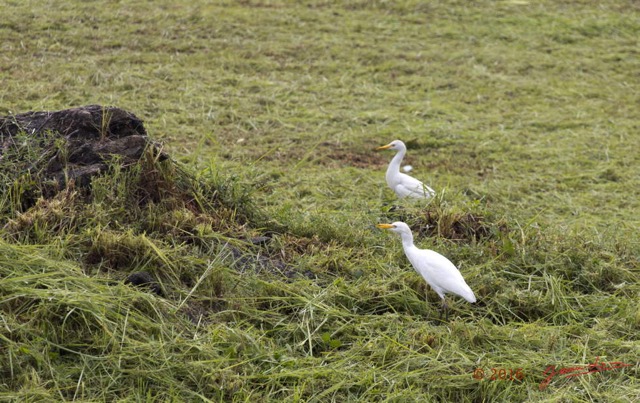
[124,271,164,296]
[318,149,388,169]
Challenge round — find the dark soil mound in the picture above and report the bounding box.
[0,104,166,199]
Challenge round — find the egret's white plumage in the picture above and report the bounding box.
[377,221,476,319]
[376,140,435,199]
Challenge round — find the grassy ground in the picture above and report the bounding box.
[1,0,638,401]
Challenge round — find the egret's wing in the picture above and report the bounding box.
[394,173,435,199]
[409,249,476,303]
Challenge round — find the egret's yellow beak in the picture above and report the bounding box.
[377,223,395,229]
[376,143,392,150]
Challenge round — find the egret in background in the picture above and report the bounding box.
[377,221,476,320]
[376,140,435,199]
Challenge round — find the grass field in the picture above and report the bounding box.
[0,0,638,401]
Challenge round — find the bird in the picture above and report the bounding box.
[376,140,435,199]
[377,221,476,320]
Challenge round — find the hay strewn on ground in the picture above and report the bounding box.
[0,1,638,401]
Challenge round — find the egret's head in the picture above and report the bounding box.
[377,221,411,234]
[376,140,406,151]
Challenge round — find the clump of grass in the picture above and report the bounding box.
[390,192,504,244]
[3,187,80,243]
[0,130,62,215]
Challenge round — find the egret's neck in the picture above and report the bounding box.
[387,149,405,179]
[398,231,415,251]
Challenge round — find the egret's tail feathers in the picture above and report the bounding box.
[459,286,477,303]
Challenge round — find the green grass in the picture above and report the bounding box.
[1,0,638,401]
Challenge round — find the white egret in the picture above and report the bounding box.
[376,140,435,199]
[377,221,476,320]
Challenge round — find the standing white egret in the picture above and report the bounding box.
[376,140,435,199]
[377,221,476,320]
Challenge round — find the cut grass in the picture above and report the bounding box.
[1,0,639,401]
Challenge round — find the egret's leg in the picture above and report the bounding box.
[439,298,449,321]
